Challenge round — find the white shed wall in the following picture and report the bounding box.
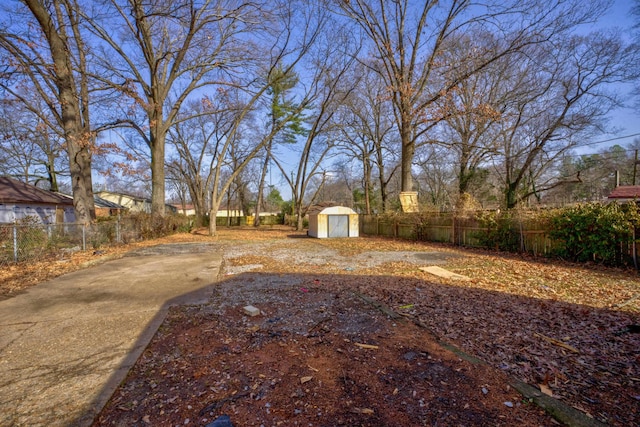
[307,206,359,239]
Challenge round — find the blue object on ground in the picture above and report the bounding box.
[206,414,234,427]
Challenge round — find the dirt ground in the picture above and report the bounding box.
[84,228,640,427]
[3,227,638,426]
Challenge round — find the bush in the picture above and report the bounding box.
[548,202,640,266]
[124,212,191,240]
[474,211,520,252]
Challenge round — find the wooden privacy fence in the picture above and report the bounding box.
[360,213,638,263]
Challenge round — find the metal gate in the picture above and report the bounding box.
[327,215,349,237]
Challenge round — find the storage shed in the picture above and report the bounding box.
[307,203,359,238]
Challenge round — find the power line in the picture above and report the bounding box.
[416,140,640,167]
[573,132,640,148]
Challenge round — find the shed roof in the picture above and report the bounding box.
[0,177,74,206]
[308,202,357,215]
[607,185,640,200]
[307,201,337,215]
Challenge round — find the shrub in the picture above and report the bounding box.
[124,212,191,240]
[474,211,520,252]
[548,202,640,266]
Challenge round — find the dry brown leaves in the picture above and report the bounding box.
[5,227,639,425]
[219,231,639,425]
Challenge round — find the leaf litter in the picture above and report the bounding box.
[5,227,637,426]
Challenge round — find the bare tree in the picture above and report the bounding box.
[86,0,267,216]
[414,144,455,210]
[0,0,96,222]
[272,29,359,230]
[0,99,66,189]
[163,1,330,235]
[336,0,609,211]
[167,98,232,227]
[429,31,508,205]
[493,31,639,208]
[254,65,306,226]
[335,65,398,214]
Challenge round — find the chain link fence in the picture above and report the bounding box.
[0,215,190,267]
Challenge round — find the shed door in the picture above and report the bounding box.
[328,215,349,237]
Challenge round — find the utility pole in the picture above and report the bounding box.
[633,150,639,185]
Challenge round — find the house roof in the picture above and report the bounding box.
[0,177,74,206]
[607,186,640,200]
[55,192,125,209]
[96,190,177,212]
[95,190,149,203]
[173,203,195,210]
[94,196,126,209]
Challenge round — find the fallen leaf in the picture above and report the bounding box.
[351,407,374,414]
[539,384,553,396]
[300,376,313,384]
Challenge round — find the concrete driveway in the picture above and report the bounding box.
[0,243,223,426]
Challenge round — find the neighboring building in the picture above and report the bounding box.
[96,191,152,213]
[56,192,126,217]
[307,202,359,238]
[94,196,127,217]
[96,191,177,214]
[216,209,244,217]
[173,203,196,216]
[607,186,640,203]
[0,176,75,224]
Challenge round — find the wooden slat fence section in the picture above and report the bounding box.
[360,213,638,264]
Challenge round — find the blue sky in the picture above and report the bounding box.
[586,0,640,152]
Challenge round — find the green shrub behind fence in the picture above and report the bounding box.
[361,203,640,267]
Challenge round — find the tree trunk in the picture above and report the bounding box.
[296,208,304,231]
[399,122,417,212]
[364,180,371,216]
[67,138,95,223]
[24,0,95,224]
[150,130,166,216]
[505,182,518,210]
[254,150,271,227]
[399,115,415,192]
[190,183,206,228]
[458,161,474,196]
[375,146,389,213]
[209,185,220,236]
[46,151,58,192]
[208,208,218,236]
